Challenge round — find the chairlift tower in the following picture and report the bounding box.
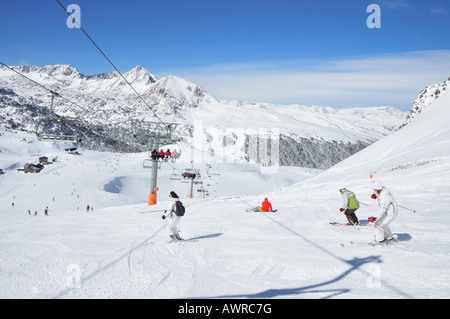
[181,167,202,199]
[134,121,179,206]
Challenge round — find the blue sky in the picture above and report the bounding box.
[1,0,450,110]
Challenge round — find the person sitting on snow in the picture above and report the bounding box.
[261,198,274,212]
[339,188,360,225]
[249,198,274,212]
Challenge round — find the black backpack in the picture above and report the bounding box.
[174,201,185,216]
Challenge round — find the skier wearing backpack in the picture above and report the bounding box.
[162,191,184,242]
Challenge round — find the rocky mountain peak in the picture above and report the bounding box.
[123,65,157,85]
[400,77,449,128]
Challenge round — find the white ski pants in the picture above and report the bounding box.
[166,215,181,237]
[374,207,397,242]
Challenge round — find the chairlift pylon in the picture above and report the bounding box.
[132,120,181,206]
[180,168,202,198]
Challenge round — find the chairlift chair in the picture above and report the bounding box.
[181,168,201,180]
[169,168,181,180]
[35,116,80,143]
[143,159,153,168]
[35,92,81,143]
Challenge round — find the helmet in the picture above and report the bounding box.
[372,180,383,190]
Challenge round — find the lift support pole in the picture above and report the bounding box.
[133,121,178,206]
[148,137,160,206]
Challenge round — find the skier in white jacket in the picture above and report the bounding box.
[369,181,398,243]
[162,191,183,242]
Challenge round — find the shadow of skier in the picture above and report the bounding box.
[195,256,381,299]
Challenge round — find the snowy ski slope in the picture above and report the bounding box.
[0,90,449,299]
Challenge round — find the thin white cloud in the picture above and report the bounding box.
[166,50,450,110]
[429,6,449,15]
[379,0,410,9]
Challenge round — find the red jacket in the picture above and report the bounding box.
[261,199,273,212]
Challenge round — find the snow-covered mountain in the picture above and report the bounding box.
[400,77,449,128]
[0,77,449,299]
[0,64,406,168]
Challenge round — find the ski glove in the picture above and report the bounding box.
[162,215,166,220]
[371,193,377,199]
[340,208,345,212]
[368,216,377,223]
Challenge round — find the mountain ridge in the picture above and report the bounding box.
[400,77,449,128]
[0,63,406,169]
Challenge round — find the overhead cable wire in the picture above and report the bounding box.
[0,61,88,114]
[0,61,137,143]
[55,0,164,124]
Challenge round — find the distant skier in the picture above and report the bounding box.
[162,191,183,242]
[339,188,360,225]
[369,181,398,244]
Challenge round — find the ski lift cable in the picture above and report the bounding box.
[0,61,145,145]
[1,61,130,142]
[0,61,87,117]
[55,0,164,125]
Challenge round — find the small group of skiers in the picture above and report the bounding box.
[339,180,398,244]
[160,190,277,242]
[26,206,49,216]
[160,181,398,245]
[151,149,179,162]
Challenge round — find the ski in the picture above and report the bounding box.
[329,222,372,227]
[340,241,392,248]
[147,238,199,246]
[246,208,278,213]
[342,239,409,248]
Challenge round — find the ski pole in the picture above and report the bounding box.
[397,204,416,213]
[359,202,370,207]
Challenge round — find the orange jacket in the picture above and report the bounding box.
[261,199,273,212]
